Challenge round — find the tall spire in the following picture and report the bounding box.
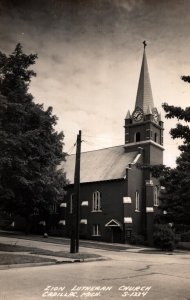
[135,41,154,113]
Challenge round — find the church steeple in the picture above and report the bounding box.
[124,42,164,155]
[135,42,154,113]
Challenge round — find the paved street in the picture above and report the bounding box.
[0,235,190,300]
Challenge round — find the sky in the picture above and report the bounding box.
[0,0,190,167]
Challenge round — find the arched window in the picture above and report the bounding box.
[92,224,101,236]
[135,191,140,211]
[135,132,141,142]
[50,202,57,214]
[92,191,102,211]
[154,186,159,206]
[154,133,157,142]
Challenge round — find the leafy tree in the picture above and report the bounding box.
[156,76,190,230]
[0,44,67,230]
[139,76,190,233]
[161,98,190,226]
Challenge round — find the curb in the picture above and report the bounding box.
[0,261,56,270]
[0,256,106,270]
[62,257,108,263]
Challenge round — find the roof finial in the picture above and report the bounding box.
[143,40,147,50]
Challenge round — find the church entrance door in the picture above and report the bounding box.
[105,219,123,243]
[112,227,123,243]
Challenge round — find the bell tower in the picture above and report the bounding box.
[124,42,164,165]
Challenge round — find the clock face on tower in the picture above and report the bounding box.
[132,109,144,122]
[152,108,159,123]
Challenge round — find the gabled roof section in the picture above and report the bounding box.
[62,145,138,184]
[105,219,122,227]
[135,47,154,113]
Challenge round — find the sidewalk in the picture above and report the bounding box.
[0,230,188,270]
[0,231,106,269]
[0,229,141,251]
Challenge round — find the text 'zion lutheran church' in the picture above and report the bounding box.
[62,43,164,245]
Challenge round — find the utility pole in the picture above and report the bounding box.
[70,130,82,253]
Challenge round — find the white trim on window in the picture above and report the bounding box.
[135,190,140,212]
[124,217,133,224]
[92,224,101,236]
[59,220,66,225]
[154,186,159,206]
[92,191,102,212]
[80,219,87,224]
[81,201,88,206]
[146,207,154,213]
[146,180,153,186]
[123,197,132,204]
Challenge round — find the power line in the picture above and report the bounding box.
[67,144,76,155]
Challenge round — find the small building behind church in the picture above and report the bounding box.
[61,45,164,245]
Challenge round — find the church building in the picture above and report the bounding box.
[61,44,164,245]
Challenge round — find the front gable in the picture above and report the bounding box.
[105,219,122,228]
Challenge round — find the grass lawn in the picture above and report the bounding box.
[31,249,101,259]
[0,253,56,265]
[0,243,102,265]
[0,243,38,252]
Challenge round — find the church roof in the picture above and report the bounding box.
[62,146,139,184]
[135,47,154,113]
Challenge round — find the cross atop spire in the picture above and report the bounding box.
[143,40,147,49]
[134,42,154,113]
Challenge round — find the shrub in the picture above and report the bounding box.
[181,231,190,242]
[153,224,175,251]
[130,234,144,245]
